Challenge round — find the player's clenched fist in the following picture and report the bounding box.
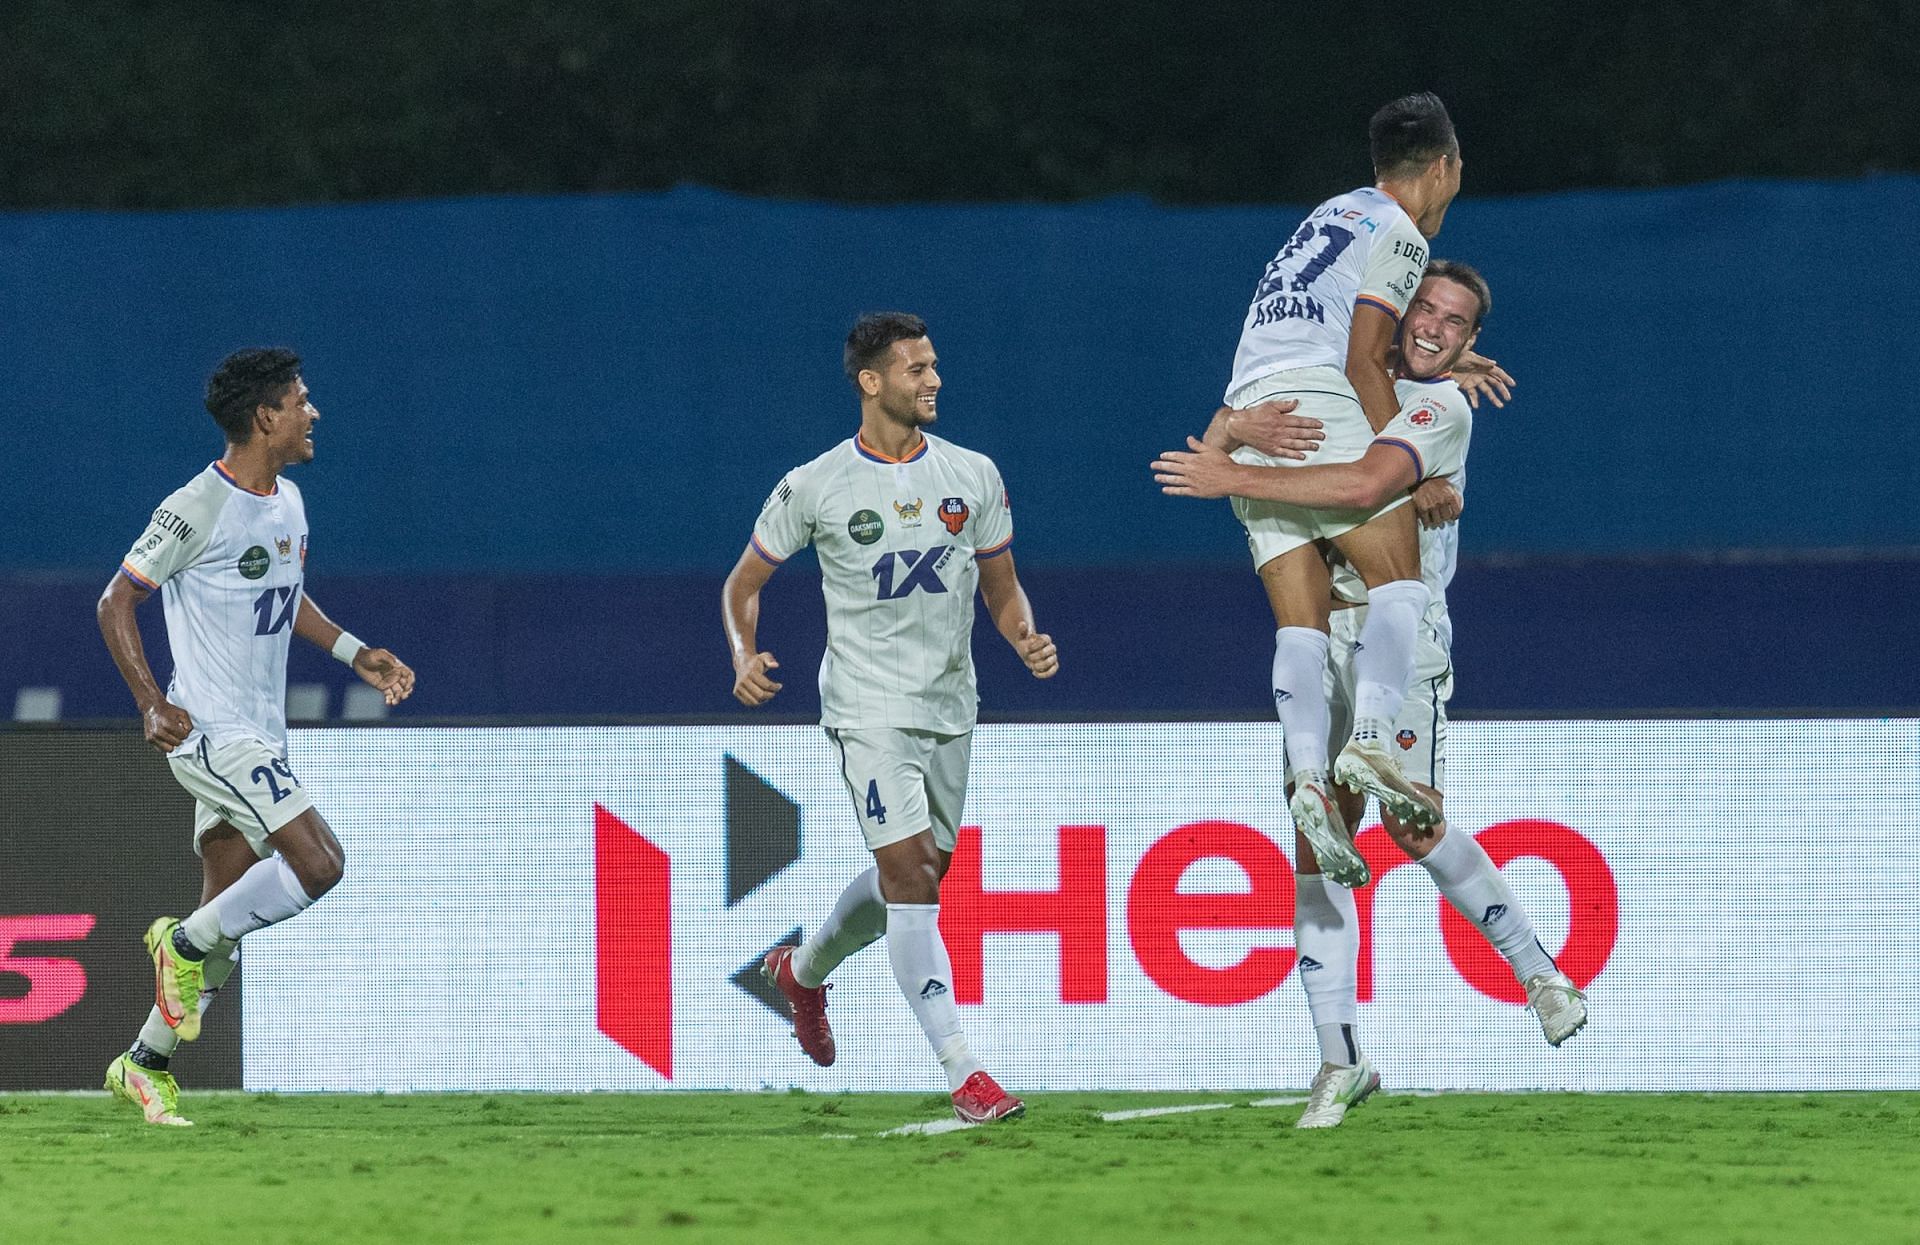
[733,651,784,705]
[142,700,195,753]
[1014,622,1058,679]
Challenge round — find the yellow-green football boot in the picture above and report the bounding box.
[144,917,206,1039]
[105,1053,192,1126]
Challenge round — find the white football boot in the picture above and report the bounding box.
[1289,771,1368,888]
[1333,727,1441,827]
[1525,971,1590,1046]
[1295,1055,1381,1130]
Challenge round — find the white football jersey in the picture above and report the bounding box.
[1332,376,1474,655]
[119,462,310,754]
[751,432,1013,734]
[1228,187,1430,398]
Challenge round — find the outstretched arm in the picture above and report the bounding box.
[1152,438,1420,510]
[295,594,416,706]
[976,551,1057,679]
[97,574,193,752]
[722,545,784,705]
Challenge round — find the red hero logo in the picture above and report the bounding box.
[593,810,1619,1078]
[0,914,97,1024]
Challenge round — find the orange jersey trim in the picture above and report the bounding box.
[976,535,1014,560]
[855,433,929,464]
[749,534,787,566]
[119,561,160,590]
[212,460,278,496]
[1354,294,1403,322]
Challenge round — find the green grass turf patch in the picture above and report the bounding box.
[2,1091,1916,1244]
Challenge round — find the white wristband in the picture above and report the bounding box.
[331,631,365,666]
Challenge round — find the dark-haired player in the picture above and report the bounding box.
[722,313,1056,1123]
[1159,262,1587,1128]
[1219,92,1464,895]
[96,348,414,1125]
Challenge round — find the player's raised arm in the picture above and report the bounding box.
[294,594,415,706]
[722,543,784,705]
[976,550,1057,679]
[96,573,194,752]
[1153,437,1419,510]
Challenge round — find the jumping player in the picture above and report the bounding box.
[721,313,1056,1124]
[1156,262,1589,1128]
[1219,92,1465,891]
[96,348,414,1125]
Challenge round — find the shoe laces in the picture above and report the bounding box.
[1304,1063,1349,1111]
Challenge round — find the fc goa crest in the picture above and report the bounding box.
[939,496,970,535]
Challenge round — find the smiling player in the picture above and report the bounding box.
[96,348,415,1125]
[722,312,1056,1123]
[1156,262,1589,1127]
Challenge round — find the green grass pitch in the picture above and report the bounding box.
[4,1091,1917,1244]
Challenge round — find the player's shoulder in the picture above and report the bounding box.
[153,464,236,525]
[924,433,1000,480]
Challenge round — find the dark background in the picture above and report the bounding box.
[0,732,245,1090]
[1,2,1914,722]
[4,1,1916,210]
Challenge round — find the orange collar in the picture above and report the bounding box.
[855,432,928,464]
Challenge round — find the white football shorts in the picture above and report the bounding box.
[1326,603,1453,792]
[168,735,314,857]
[825,727,972,852]
[1225,364,1412,567]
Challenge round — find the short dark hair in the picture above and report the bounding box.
[205,348,302,443]
[843,312,928,387]
[1369,93,1457,180]
[1423,258,1491,329]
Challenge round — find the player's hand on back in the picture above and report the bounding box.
[141,700,194,753]
[1014,622,1058,679]
[1411,476,1464,529]
[1225,399,1323,459]
[353,647,417,706]
[733,652,783,706]
[1152,437,1239,499]
[1452,351,1515,408]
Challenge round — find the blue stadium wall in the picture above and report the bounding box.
[3,179,1914,717]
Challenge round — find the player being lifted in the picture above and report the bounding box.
[1219,92,1464,891]
[722,313,1057,1124]
[96,349,414,1125]
[1156,263,1588,1128]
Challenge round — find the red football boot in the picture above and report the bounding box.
[761,946,835,1067]
[951,1070,1025,1123]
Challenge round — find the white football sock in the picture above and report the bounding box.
[886,903,982,1091]
[1294,873,1360,1066]
[1351,579,1429,732]
[1420,826,1558,982]
[182,854,314,948]
[792,867,887,988]
[1271,627,1333,776]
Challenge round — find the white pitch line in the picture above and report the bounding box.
[1247,1096,1307,1107]
[878,1117,976,1136]
[1100,1102,1236,1121]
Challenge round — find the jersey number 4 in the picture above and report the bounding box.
[872,548,949,600]
[252,585,299,636]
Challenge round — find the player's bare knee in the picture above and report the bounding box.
[875,834,942,905]
[1385,787,1444,860]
